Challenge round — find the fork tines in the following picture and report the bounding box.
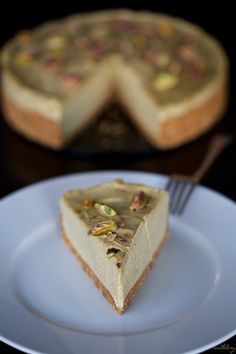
[166,176,196,215]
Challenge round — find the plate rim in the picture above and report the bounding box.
[1,169,235,208]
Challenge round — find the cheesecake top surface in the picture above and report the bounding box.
[2,10,227,105]
[61,180,167,267]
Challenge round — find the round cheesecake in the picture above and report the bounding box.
[0,9,228,149]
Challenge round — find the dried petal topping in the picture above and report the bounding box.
[155,51,170,68]
[187,61,206,80]
[94,202,117,217]
[88,220,117,236]
[62,73,82,89]
[106,248,121,258]
[44,58,63,69]
[178,45,197,62]
[129,191,146,211]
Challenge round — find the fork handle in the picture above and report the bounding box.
[192,134,233,183]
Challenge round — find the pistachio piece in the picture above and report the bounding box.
[106,248,121,258]
[16,31,32,43]
[113,178,124,184]
[90,27,108,40]
[94,202,117,217]
[15,50,37,64]
[115,232,133,245]
[107,231,117,241]
[81,199,94,209]
[45,35,67,49]
[134,35,146,47]
[88,220,117,236]
[129,191,146,211]
[153,72,179,91]
[156,51,170,68]
[157,22,173,38]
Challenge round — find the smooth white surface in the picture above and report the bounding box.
[0,170,236,354]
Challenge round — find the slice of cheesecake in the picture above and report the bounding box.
[60,179,169,314]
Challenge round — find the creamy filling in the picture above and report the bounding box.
[122,197,168,300]
[113,57,161,141]
[62,61,114,138]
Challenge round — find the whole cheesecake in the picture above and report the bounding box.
[60,180,169,313]
[1,10,228,149]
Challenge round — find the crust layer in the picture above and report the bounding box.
[62,229,168,314]
[1,93,111,149]
[1,95,64,148]
[157,84,227,149]
[120,82,227,149]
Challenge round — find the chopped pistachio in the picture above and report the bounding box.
[153,71,178,91]
[113,178,124,184]
[107,231,117,241]
[94,202,117,217]
[81,199,94,209]
[158,22,173,38]
[156,51,170,68]
[15,50,36,64]
[17,31,32,43]
[88,220,117,236]
[45,35,67,49]
[106,248,121,258]
[129,191,146,211]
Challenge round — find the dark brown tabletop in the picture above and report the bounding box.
[0,2,236,353]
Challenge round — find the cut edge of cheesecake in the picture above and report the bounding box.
[60,180,169,314]
[62,229,168,314]
[1,56,227,150]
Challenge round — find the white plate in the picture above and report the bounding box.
[0,170,236,354]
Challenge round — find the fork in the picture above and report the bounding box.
[165,134,233,215]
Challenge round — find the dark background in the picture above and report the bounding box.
[0,1,236,353]
[0,1,235,89]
